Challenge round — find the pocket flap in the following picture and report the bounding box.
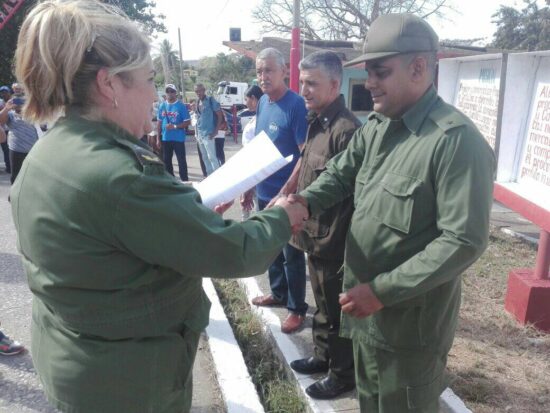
[380,173,422,197]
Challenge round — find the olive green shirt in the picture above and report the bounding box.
[292,95,360,260]
[11,114,291,413]
[302,87,495,352]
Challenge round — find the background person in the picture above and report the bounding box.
[290,13,495,412]
[0,95,39,184]
[11,2,308,412]
[194,83,223,175]
[0,86,12,173]
[240,84,264,220]
[246,47,309,334]
[0,326,24,356]
[286,50,360,399]
[157,84,190,181]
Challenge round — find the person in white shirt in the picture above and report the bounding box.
[240,85,264,219]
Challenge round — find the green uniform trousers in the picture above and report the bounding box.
[308,255,354,383]
[353,340,447,413]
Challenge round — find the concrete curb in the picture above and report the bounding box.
[203,278,265,413]
[239,277,472,413]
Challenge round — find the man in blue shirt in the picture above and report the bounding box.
[195,83,224,176]
[244,47,309,334]
[157,84,190,181]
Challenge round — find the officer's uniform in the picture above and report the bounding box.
[301,86,495,412]
[11,114,292,413]
[292,95,360,384]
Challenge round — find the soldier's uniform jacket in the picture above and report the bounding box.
[292,95,360,260]
[11,114,291,413]
[301,87,495,354]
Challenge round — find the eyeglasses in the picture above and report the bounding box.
[166,90,177,94]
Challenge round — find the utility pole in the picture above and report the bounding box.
[177,28,185,99]
[289,0,300,93]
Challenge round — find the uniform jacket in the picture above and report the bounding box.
[11,114,291,413]
[292,95,360,260]
[301,87,495,353]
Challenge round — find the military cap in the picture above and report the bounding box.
[345,13,438,66]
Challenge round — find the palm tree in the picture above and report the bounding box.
[158,39,179,88]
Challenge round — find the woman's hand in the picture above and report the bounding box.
[214,200,234,215]
[240,189,255,212]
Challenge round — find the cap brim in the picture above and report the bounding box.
[344,51,401,67]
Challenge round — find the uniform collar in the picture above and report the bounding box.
[367,85,438,135]
[64,110,145,148]
[307,94,346,130]
[401,86,438,135]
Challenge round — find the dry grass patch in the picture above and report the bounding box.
[448,227,550,413]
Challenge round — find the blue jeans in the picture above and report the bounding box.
[197,134,219,176]
[258,198,308,315]
[162,140,188,181]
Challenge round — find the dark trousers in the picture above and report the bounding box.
[162,140,188,181]
[1,141,10,172]
[215,138,225,165]
[308,255,354,383]
[258,198,307,315]
[197,143,207,177]
[9,149,28,184]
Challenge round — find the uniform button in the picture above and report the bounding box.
[447,120,453,124]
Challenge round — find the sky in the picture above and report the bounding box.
[152,0,545,61]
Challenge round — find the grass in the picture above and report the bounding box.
[448,227,550,413]
[212,279,306,413]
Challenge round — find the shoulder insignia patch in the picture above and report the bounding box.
[429,104,468,133]
[132,145,164,166]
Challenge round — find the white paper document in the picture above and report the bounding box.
[195,131,293,209]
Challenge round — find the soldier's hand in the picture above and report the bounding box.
[274,196,308,234]
[266,194,284,209]
[287,194,308,211]
[339,284,384,318]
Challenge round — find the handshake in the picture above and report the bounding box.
[271,194,309,234]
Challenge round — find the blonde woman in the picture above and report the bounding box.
[11,1,307,412]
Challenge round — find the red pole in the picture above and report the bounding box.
[289,0,301,93]
[534,230,550,280]
[232,104,238,143]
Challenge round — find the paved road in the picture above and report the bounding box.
[0,140,226,413]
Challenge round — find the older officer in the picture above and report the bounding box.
[278,51,360,399]
[290,13,495,412]
[11,1,307,413]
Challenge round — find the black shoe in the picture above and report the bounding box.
[290,357,328,375]
[305,375,355,400]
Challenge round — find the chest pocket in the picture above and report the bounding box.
[372,172,423,234]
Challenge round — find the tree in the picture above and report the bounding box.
[0,0,166,86]
[197,53,256,91]
[492,0,550,51]
[252,0,452,41]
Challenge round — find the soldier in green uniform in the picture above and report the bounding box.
[290,13,495,412]
[10,1,307,413]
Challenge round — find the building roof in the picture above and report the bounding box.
[223,37,499,68]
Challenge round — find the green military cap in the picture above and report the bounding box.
[345,13,438,66]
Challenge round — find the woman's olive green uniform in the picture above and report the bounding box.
[11,115,291,413]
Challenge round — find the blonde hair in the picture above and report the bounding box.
[15,0,151,123]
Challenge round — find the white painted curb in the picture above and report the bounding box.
[239,277,472,413]
[203,278,265,413]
